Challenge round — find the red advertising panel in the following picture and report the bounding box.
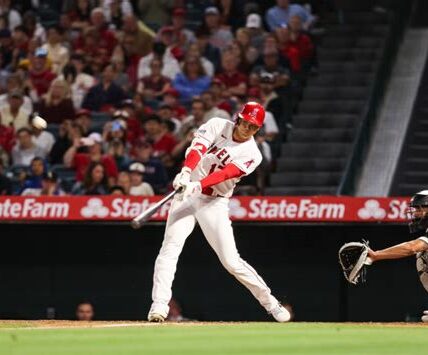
[0,196,409,223]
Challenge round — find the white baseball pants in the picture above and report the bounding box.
[149,194,280,318]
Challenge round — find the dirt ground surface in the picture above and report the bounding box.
[0,320,427,329]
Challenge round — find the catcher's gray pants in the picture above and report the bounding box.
[149,194,279,318]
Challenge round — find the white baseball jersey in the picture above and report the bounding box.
[187,117,263,198]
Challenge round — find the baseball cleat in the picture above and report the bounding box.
[421,310,428,322]
[148,313,165,323]
[269,303,291,322]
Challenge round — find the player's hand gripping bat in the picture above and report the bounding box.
[131,189,181,229]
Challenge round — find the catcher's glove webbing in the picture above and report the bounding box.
[338,241,372,285]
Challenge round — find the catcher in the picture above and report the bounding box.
[339,190,428,322]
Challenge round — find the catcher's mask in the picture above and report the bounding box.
[407,190,428,234]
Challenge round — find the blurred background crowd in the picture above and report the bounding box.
[0,0,327,196]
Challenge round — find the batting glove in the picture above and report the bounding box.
[173,167,191,190]
[182,181,202,200]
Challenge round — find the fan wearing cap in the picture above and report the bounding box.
[64,131,118,185]
[21,171,65,196]
[128,162,154,196]
[27,47,57,99]
[162,88,187,119]
[201,6,233,51]
[148,102,291,323]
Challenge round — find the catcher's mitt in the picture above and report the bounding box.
[338,241,373,285]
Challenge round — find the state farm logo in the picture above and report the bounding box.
[229,198,247,218]
[357,200,386,219]
[81,198,109,218]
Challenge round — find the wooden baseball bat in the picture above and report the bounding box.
[131,189,179,229]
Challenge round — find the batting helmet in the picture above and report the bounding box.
[408,190,428,234]
[237,102,265,127]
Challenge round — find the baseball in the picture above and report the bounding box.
[32,115,47,130]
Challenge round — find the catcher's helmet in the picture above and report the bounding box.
[407,190,428,234]
[237,102,265,127]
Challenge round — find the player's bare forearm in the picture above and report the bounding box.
[369,239,428,262]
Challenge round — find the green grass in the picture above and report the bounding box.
[0,322,427,355]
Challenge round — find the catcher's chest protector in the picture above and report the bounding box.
[416,251,428,293]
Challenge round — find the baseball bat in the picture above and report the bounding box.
[131,189,179,229]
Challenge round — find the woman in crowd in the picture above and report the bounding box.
[172,56,211,104]
[36,78,76,124]
[72,161,109,195]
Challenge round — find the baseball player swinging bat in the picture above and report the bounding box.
[131,189,180,229]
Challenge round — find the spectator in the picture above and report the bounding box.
[110,185,126,194]
[11,127,46,165]
[259,72,289,133]
[72,161,109,195]
[21,157,45,192]
[201,91,231,121]
[66,0,95,30]
[157,26,184,62]
[172,56,211,104]
[137,41,181,81]
[120,14,154,58]
[215,50,247,99]
[110,53,131,92]
[243,13,266,53]
[137,0,174,28]
[170,8,195,50]
[0,73,33,113]
[31,115,55,157]
[0,0,22,31]
[179,98,207,138]
[49,120,84,165]
[21,171,66,196]
[113,32,142,88]
[117,170,131,194]
[162,88,186,119]
[62,54,96,109]
[42,25,70,75]
[74,109,92,136]
[266,0,315,32]
[142,114,176,158]
[0,28,14,70]
[137,57,171,103]
[202,6,233,51]
[235,28,260,69]
[64,132,118,185]
[82,63,127,111]
[186,43,214,78]
[0,119,14,156]
[277,15,315,74]
[103,117,131,170]
[157,103,181,135]
[75,302,95,321]
[195,27,221,73]
[132,141,167,193]
[251,47,290,89]
[128,162,154,196]
[0,159,12,195]
[0,90,29,130]
[102,0,133,30]
[119,100,143,145]
[88,7,117,56]
[27,47,57,101]
[37,78,76,124]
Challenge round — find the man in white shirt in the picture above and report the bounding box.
[31,116,55,157]
[137,42,181,80]
[128,162,154,196]
[0,74,33,113]
[11,127,46,166]
[0,90,30,130]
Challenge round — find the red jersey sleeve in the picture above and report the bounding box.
[200,163,244,189]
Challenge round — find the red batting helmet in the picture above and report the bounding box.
[237,101,265,127]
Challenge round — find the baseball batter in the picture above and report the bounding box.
[147,102,291,322]
[367,190,428,322]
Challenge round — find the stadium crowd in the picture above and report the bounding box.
[0,0,322,196]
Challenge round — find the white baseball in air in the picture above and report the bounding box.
[32,115,47,130]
